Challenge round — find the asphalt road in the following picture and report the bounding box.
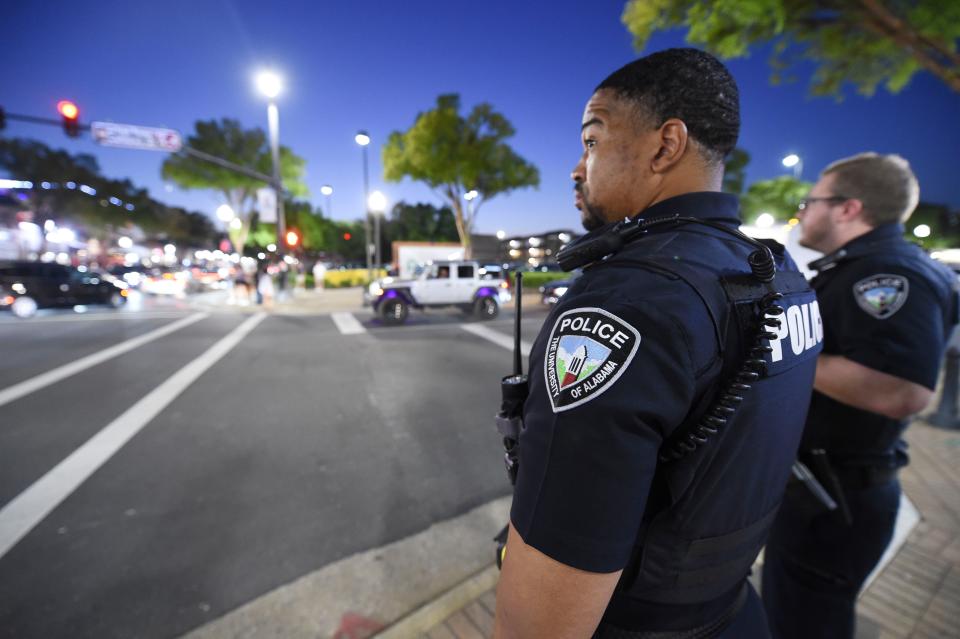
[0,300,552,638]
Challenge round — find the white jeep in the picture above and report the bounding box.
[369,261,512,325]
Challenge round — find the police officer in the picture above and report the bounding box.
[493,49,820,638]
[762,153,958,638]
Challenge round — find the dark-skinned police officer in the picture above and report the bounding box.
[762,153,959,638]
[493,49,820,638]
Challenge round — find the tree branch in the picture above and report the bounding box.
[857,0,960,91]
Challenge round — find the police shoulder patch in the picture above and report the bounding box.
[543,307,641,413]
[853,274,909,319]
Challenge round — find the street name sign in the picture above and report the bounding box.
[91,122,183,152]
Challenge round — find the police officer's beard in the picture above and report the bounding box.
[577,185,607,232]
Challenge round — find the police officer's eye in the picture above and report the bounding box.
[584,139,597,149]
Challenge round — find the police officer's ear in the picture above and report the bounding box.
[650,118,688,174]
[835,197,866,225]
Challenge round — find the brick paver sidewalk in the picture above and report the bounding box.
[415,420,960,639]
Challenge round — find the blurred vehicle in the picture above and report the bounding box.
[107,264,148,289]
[540,269,582,306]
[368,260,511,325]
[140,267,190,296]
[189,266,229,289]
[0,260,128,318]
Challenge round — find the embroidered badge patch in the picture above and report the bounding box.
[543,307,641,413]
[853,274,909,319]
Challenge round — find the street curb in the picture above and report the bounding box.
[372,564,499,639]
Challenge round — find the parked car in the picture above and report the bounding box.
[540,269,582,306]
[0,261,128,318]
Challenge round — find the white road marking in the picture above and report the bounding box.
[0,313,266,559]
[0,312,196,325]
[0,313,208,409]
[331,312,367,335]
[461,324,532,357]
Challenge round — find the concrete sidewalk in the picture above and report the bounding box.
[381,419,960,639]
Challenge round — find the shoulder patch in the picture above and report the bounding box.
[543,307,641,413]
[853,274,909,319]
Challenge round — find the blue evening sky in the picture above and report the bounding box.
[4,0,959,236]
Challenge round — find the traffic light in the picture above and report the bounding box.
[343,232,352,241]
[285,230,299,247]
[57,100,80,138]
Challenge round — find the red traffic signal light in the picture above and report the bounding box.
[57,100,80,138]
[285,230,299,247]
[343,232,352,241]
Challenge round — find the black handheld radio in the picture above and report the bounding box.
[494,271,527,567]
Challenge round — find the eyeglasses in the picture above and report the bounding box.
[797,196,849,211]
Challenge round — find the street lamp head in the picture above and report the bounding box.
[368,190,388,213]
[464,190,479,201]
[216,204,236,222]
[496,230,506,240]
[320,185,333,196]
[255,70,283,99]
[782,154,800,168]
[355,131,371,146]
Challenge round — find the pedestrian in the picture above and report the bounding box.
[257,261,274,308]
[313,259,327,291]
[493,48,820,638]
[761,153,959,638]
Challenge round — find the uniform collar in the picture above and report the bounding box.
[636,192,741,225]
[808,223,905,273]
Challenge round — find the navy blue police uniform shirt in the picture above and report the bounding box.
[510,192,818,574]
[800,223,958,458]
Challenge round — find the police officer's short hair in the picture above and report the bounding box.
[595,48,740,165]
[823,153,920,226]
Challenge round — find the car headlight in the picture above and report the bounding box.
[553,287,568,297]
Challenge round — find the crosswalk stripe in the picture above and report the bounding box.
[331,312,367,335]
[0,313,266,559]
[461,324,532,357]
[0,313,208,409]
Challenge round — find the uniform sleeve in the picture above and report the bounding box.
[510,293,701,573]
[828,264,947,389]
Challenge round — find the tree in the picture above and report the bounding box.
[161,118,308,255]
[621,0,960,97]
[386,201,460,243]
[383,94,540,256]
[723,148,750,195]
[740,175,811,224]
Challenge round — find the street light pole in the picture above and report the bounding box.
[368,191,387,272]
[267,101,285,250]
[356,131,372,281]
[321,184,333,218]
[256,70,286,253]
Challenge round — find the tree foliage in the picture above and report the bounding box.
[622,0,960,97]
[0,137,216,245]
[161,118,308,255]
[383,94,539,255]
[740,175,811,223]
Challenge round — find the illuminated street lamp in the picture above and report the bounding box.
[255,69,286,251]
[496,230,506,240]
[782,153,803,179]
[356,130,372,280]
[320,184,334,217]
[368,190,388,269]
